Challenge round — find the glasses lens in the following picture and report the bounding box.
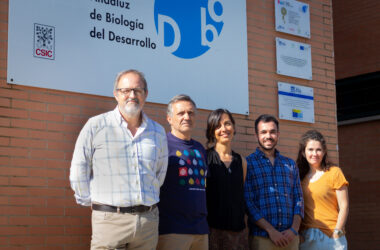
[118,88,144,96]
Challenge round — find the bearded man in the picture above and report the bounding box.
[70,69,168,249]
[244,114,304,250]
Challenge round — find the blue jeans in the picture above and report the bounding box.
[299,228,347,250]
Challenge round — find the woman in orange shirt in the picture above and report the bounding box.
[297,130,349,250]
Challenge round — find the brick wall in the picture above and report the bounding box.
[333,0,380,249]
[338,120,380,249]
[0,0,338,248]
[333,0,380,80]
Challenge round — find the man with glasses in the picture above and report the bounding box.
[70,69,168,249]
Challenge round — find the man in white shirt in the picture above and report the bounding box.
[70,69,168,249]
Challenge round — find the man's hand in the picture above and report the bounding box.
[268,229,289,248]
[281,229,297,243]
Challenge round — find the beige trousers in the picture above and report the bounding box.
[157,233,208,250]
[91,207,159,250]
[249,235,299,250]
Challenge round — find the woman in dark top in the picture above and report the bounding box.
[205,109,248,250]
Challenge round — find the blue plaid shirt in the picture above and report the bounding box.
[244,148,304,237]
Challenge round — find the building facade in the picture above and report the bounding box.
[0,0,340,248]
[333,0,380,249]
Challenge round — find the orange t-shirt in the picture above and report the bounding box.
[301,166,348,237]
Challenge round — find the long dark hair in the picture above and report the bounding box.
[297,130,334,180]
[206,109,235,149]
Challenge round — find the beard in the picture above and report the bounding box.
[121,98,141,117]
[257,138,277,152]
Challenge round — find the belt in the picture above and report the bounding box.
[92,203,157,214]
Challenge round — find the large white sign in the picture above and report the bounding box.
[7,0,249,114]
[276,37,312,80]
[275,0,310,38]
[278,82,314,123]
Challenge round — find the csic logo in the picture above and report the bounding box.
[154,0,224,59]
[34,23,55,60]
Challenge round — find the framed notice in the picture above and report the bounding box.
[275,0,310,38]
[7,0,249,114]
[276,37,312,80]
[278,82,314,123]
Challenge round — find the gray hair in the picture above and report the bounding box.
[113,69,148,92]
[167,94,197,116]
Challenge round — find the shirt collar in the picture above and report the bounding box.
[255,147,280,159]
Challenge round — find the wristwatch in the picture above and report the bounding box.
[333,229,344,237]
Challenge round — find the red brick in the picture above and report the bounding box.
[63,115,87,125]
[65,226,91,235]
[46,217,82,226]
[80,107,108,117]
[96,100,115,110]
[29,247,64,250]
[0,147,28,157]
[65,207,91,217]
[325,56,334,64]
[0,196,8,205]
[47,179,69,188]
[0,10,7,22]
[28,130,64,141]
[0,236,9,245]
[0,216,7,225]
[48,104,81,115]
[0,226,28,236]
[29,92,65,105]
[9,216,45,226]
[11,158,46,168]
[0,88,28,100]
[0,176,8,185]
[0,117,10,126]
[45,160,69,169]
[0,127,28,137]
[66,244,90,250]
[11,119,47,130]
[46,197,77,207]
[28,226,64,235]
[0,96,10,107]
[29,168,64,179]
[64,96,99,107]
[0,27,7,40]
[9,197,45,206]
[30,149,65,160]
[0,136,9,146]
[29,207,64,216]
[47,122,81,133]
[9,235,45,245]
[10,138,46,149]
[47,141,73,151]
[45,235,81,244]
[80,216,91,226]
[0,107,28,119]
[28,188,65,197]
[0,206,28,215]
[10,177,46,187]
[12,100,47,112]
[29,111,64,122]
[0,186,28,196]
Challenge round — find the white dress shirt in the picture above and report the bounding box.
[70,107,168,207]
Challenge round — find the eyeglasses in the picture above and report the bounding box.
[116,87,145,96]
